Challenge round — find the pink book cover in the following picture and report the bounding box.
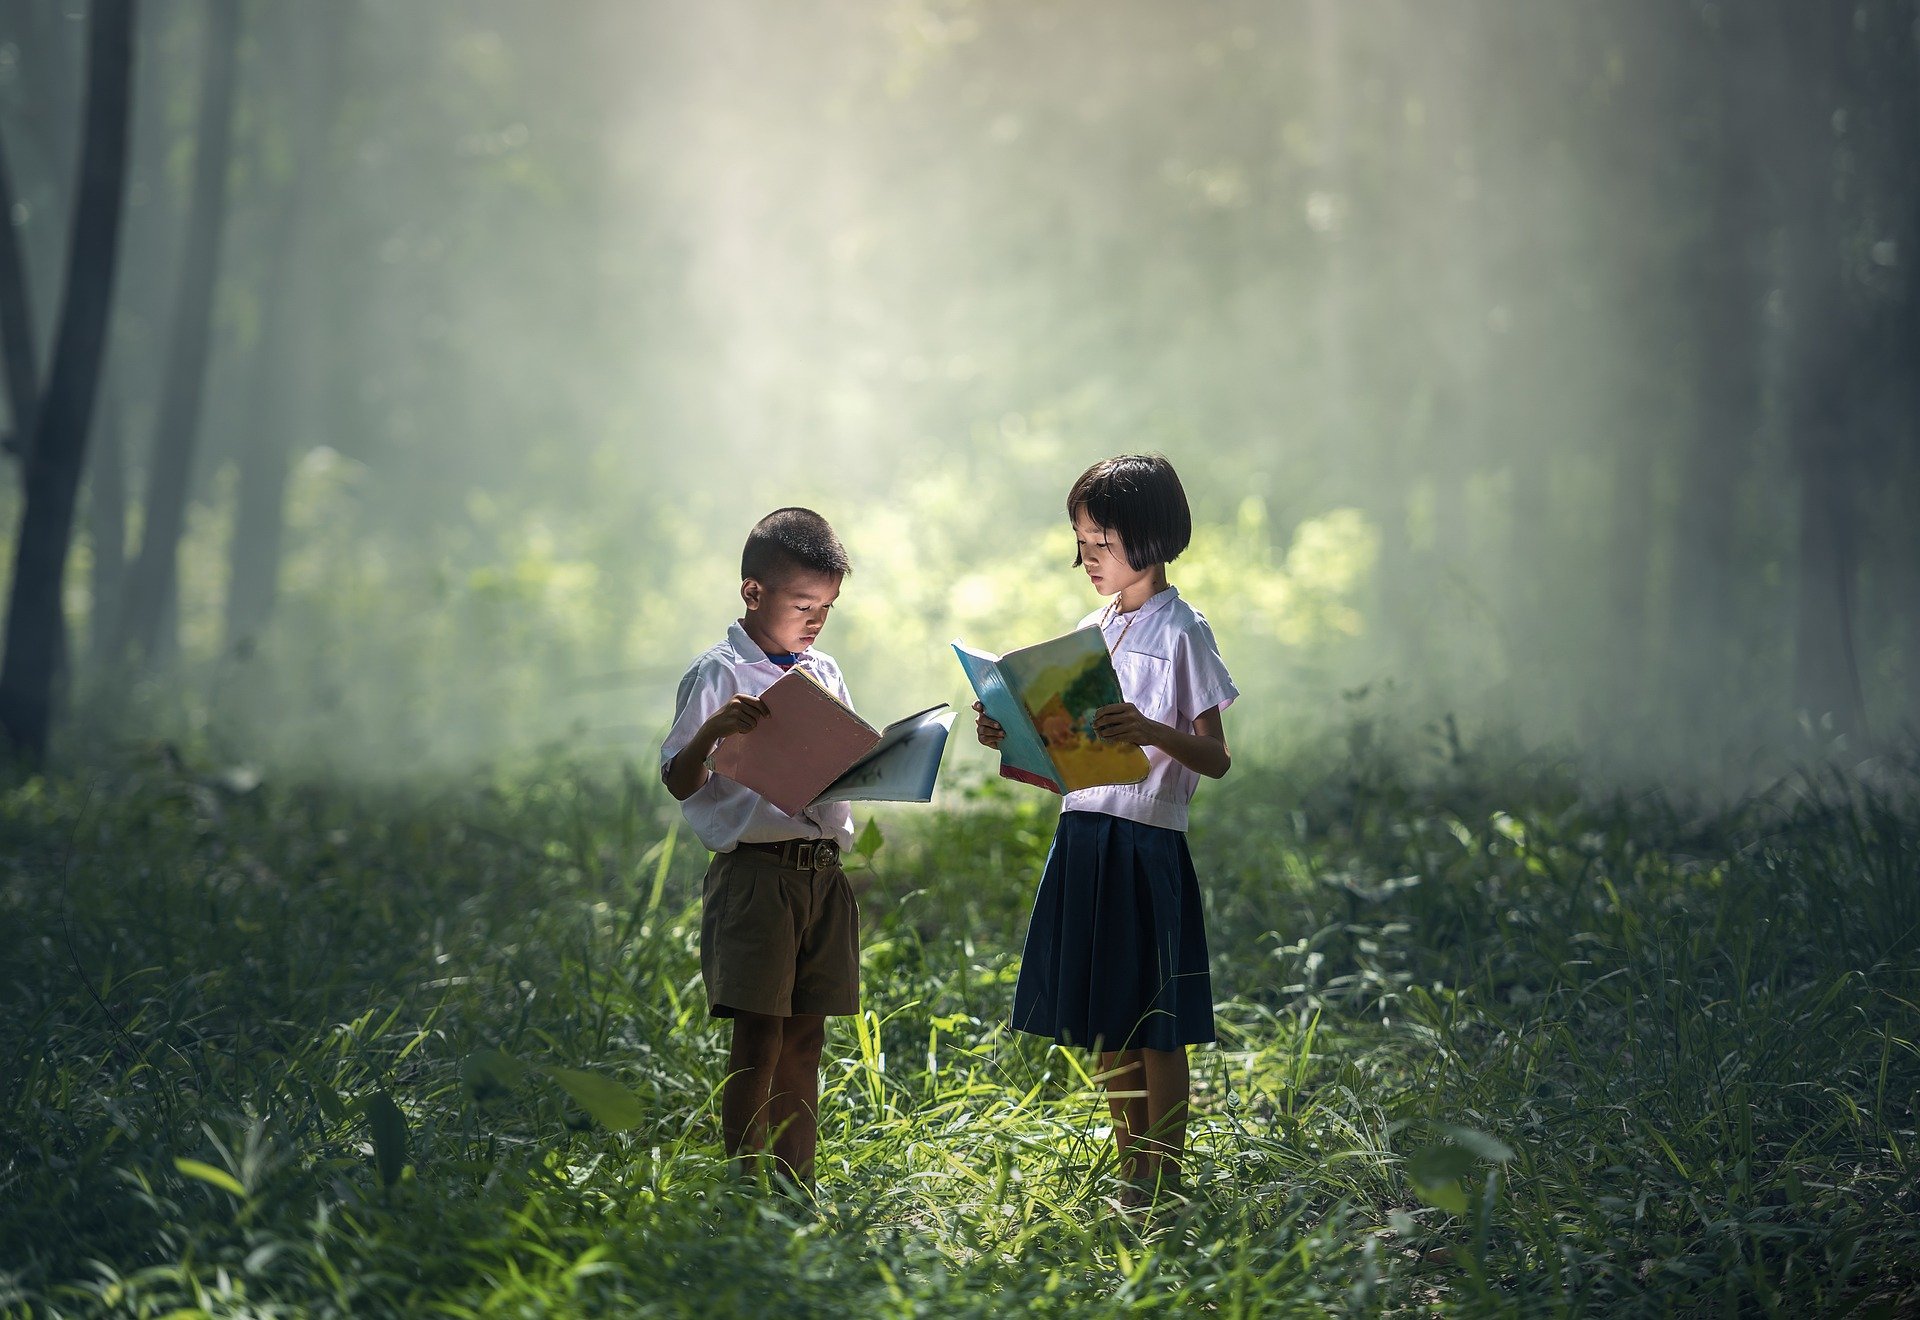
[708,669,881,815]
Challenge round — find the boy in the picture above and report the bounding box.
[660,507,858,1190]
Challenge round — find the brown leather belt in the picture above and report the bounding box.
[734,838,841,871]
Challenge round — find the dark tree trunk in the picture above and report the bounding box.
[113,0,241,669]
[86,385,127,662]
[0,127,37,464]
[1782,7,1867,738]
[0,0,137,761]
[1604,429,1656,727]
[225,387,290,655]
[0,0,82,357]
[1421,9,1489,598]
[1667,7,1763,731]
[1792,433,1866,734]
[1902,174,1920,736]
[224,2,348,655]
[1864,6,1920,733]
[1906,425,1920,733]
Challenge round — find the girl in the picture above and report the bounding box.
[975,453,1237,1208]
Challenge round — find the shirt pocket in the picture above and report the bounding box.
[1113,651,1176,727]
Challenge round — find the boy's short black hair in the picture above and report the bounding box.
[1067,454,1191,570]
[741,507,852,585]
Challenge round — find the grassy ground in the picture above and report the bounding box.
[1,743,1917,1317]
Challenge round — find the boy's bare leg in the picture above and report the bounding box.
[723,1011,785,1171]
[768,1012,826,1187]
[1098,1049,1149,1184]
[1140,1046,1191,1194]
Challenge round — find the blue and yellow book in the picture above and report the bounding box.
[952,627,1150,794]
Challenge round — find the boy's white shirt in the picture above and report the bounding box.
[1061,585,1239,833]
[661,621,858,853]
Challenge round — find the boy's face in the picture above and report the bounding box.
[1072,509,1150,600]
[741,569,842,655]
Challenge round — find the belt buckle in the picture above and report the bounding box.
[793,841,816,870]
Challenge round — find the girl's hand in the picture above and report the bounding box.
[972,701,1006,749]
[1092,701,1161,748]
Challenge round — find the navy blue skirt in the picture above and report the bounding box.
[1011,810,1216,1052]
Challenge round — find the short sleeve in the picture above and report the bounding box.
[660,656,738,772]
[1175,614,1238,722]
[795,649,855,713]
[824,660,854,710]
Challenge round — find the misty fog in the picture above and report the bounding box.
[2,0,1914,788]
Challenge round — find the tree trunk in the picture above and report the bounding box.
[224,2,348,655]
[1905,433,1920,733]
[0,0,137,762]
[1791,436,1866,735]
[1902,167,1920,735]
[1782,6,1867,738]
[0,127,38,464]
[86,385,127,662]
[0,0,82,358]
[225,388,289,655]
[1666,6,1762,734]
[1604,428,1656,728]
[112,0,241,670]
[1308,0,1354,494]
[1865,7,1920,733]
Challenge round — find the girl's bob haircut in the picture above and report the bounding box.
[1067,454,1192,571]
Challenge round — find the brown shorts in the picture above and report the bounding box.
[700,845,861,1018]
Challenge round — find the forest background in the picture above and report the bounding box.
[1,0,1915,780]
[3,2,1919,1316]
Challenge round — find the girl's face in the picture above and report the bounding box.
[741,569,841,655]
[1072,509,1154,602]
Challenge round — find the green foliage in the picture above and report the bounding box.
[853,816,885,861]
[1,747,1917,1316]
[118,456,1384,786]
[542,1066,646,1133]
[361,1093,409,1189]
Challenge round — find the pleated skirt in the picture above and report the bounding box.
[1010,809,1216,1052]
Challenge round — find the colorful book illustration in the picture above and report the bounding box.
[708,667,953,815]
[951,627,1150,794]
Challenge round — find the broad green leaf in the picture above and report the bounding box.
[174,1157,246,1199]
[1407,1142,1474,1216]
[462,1048,530,1098]
[1408,1126,1511,1217]
[854,818,884,857]
[1440,1124,1515,1164]
[363,1092,409,1188]
[1412,1176,1469,1216]
[544,1066,645,1131]
[1407,1142,1476,1185]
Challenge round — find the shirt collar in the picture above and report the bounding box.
[1102,584,1178,627]
[728,620,819,671]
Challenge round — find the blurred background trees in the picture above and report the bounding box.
[0,0,1913,783]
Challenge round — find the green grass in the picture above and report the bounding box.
[1,744,1916,1317]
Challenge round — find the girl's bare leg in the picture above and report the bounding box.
[1140,1046,1191,1192]
[1098,1048,1150,1183]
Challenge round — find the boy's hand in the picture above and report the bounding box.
[1092,702,1160,748]
[972,701,1006,749]
[703,694,771,744]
